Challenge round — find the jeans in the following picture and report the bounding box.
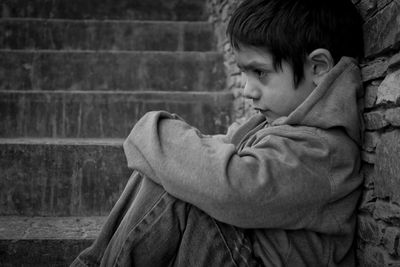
[70,172,261,267]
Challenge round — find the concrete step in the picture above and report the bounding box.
[0,216,104,266]
[0,138,131,216]
[0,19,216,51]
[0,50,226,92]
[1,0,207,21]
[0,91,233,138]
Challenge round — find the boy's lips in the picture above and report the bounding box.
[254,107,267,114]
[254,108,275,119]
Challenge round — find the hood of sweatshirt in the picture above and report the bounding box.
[270,57,363,145]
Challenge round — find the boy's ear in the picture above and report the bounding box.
[307,49,334,86]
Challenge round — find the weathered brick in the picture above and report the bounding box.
[362,58,388,82]
[356,0,393,20]
[382,226,400,256]
[377,69,400,105]
[362,163,375,188]
[357,0,395,20]
[385,108,400,126]
[376,0,395,10]
[362,151,376,164]
[363,131,381,152]
[358,215,382,245]
[364,110,390,130]
[364,1,400,57]
[365,81,381,108]
[375,131,400,203]
[358,241,400,267]
[357,244,389,267]
[356,0,377,20]
[389,52,400,71]
[359,189,377,214]
[374,200,400,225]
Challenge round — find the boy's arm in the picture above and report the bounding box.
[124,111,336,229]
[210,121,241,143]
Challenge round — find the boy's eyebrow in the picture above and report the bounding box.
[237,61,273,71]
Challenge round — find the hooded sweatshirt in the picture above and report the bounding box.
[123,57,364,266]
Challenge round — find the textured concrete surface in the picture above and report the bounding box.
[0,50,226,92]
[0,216,105,266]
[0,19,216,51]
[0,0,207,21]
[0,91,233,137]
[0,138,131,216]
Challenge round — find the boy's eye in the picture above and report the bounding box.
[239,67,269,80]
[253,69,267,79]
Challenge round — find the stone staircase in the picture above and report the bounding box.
[0,0,232,265]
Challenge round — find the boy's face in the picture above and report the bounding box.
[234,45,315,121]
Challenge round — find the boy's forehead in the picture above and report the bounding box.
[233,45,274,69]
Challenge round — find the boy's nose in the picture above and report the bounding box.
[243,80,261,100]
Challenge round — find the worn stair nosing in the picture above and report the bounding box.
[0,48,221,55]
[0,216,106,240]
[1,18,216,52]
[1,17,211,25]
[0,90,234,102]
[1,0,208,21]
[0,216,107,265]
[0,137,125,146]
[0,89,233,95]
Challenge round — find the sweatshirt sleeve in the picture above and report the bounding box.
[123,111,333,229]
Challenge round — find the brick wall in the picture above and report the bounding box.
[207,0,250,124]
[207,0,400,266]
[355,0,400,266]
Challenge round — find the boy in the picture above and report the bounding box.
[72,0,364,266]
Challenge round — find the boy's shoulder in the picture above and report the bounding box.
[241,122,359,165]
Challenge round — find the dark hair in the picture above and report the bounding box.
[227,0,364,86]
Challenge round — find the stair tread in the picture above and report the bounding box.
[0,90,233,138]
[0,216,105,240]
[0,142,131,216]
[0,50,226,92]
